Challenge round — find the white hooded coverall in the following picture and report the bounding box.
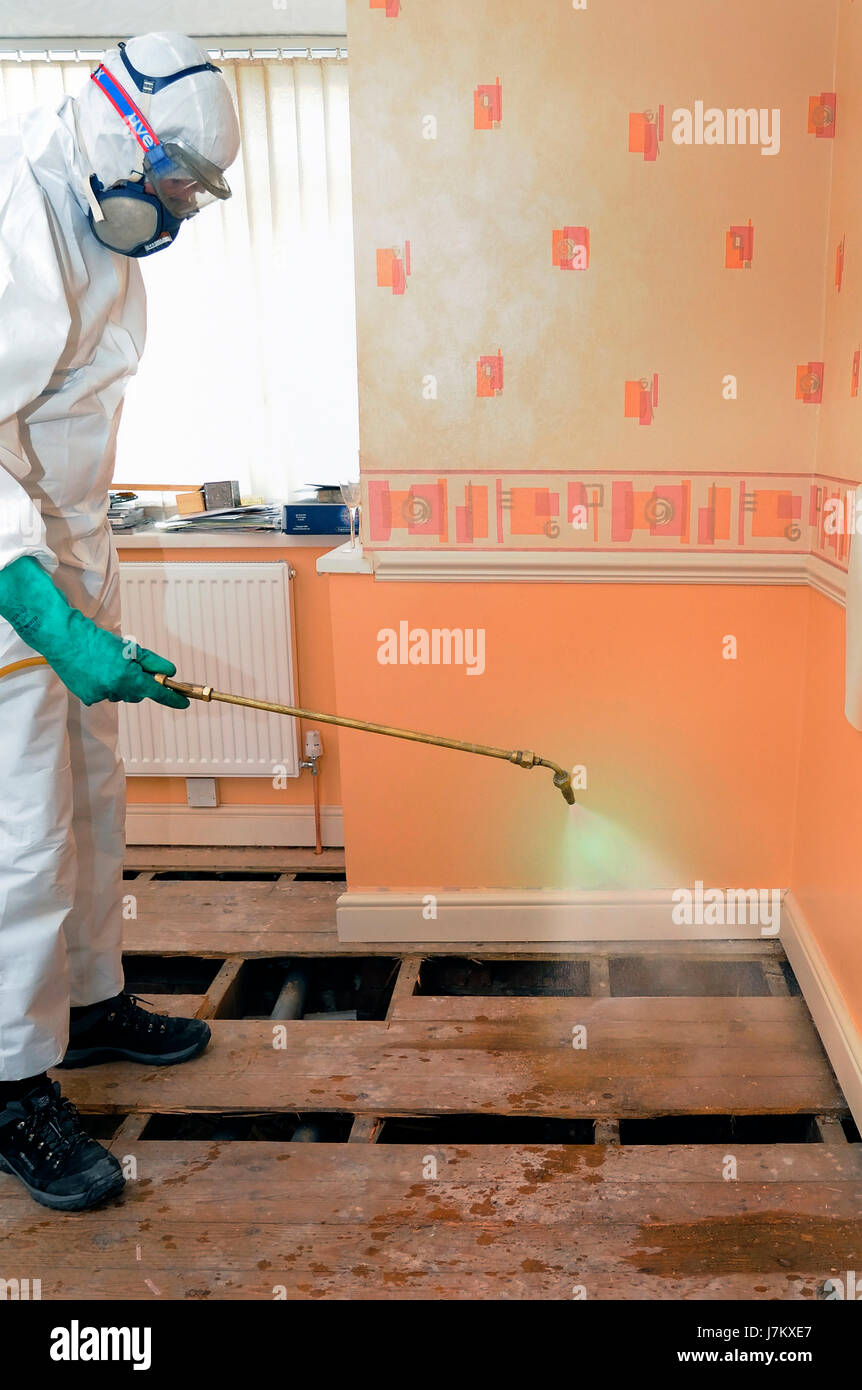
[0,34,239,1079]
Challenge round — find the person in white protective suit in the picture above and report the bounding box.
[0,34,240,1211]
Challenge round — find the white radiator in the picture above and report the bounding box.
[118,562,299,778]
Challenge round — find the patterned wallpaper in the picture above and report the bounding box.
[347,0,855,568]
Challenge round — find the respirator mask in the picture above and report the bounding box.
[80,40,233,258]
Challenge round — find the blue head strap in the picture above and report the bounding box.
[116,40,221,96]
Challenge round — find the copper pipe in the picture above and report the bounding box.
[154,673,575,805]
[312,757,323,855]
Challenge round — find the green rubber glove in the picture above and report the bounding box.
[0,556,190,710]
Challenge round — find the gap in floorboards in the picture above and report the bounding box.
[80,1113,130,1141]
[416,957,591,997]
[608,957,770,997]
[229,956,399,1020]
[139,1112,354,1141]
[122,954,224,993]
[781,960,803,996]
[619,1114,822,1144]
[149,871,282,882]
[379,1115,597,1143]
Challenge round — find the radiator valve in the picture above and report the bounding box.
[301,729,323,773]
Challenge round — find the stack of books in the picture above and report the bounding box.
[108,492,146,532]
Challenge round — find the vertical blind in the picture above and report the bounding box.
[0,55,359,500]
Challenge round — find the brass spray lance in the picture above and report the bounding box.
[154,674,576,805]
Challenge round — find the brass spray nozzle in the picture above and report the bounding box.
[154,673,575,806]
[552,769,576,805]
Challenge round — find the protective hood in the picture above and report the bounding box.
[70,31,240,194]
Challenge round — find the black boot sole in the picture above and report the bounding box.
[0,1154,125,1212]
[57,1027,211,1070]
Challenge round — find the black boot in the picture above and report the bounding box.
[59,992,211,1068]
[0,1080,125,1212]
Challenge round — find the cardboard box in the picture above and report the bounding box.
[176,488,205,515]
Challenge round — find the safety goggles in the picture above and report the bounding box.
[143,139,231,218]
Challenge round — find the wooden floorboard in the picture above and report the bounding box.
[52,1000,843,1118]
[7,861,846,1300]
[124,846,345,872]
[1,1143,859,1300]
[134,994,205,1018]
[123,926,793,959]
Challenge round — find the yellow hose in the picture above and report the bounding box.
[0,656,49,681]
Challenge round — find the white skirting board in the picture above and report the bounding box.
[780,892,862,1132]
[334,888,783,943]
[125,804,344,848]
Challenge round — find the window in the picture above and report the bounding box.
[0,50,359,500]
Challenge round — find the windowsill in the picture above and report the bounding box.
[315,541,374,575]
[114,530,342,550]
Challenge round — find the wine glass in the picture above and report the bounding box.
[340,479,361,548]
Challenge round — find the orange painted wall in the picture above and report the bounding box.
[328,576,805,891]
[118,545,342,809]
[792,590,862,1031]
